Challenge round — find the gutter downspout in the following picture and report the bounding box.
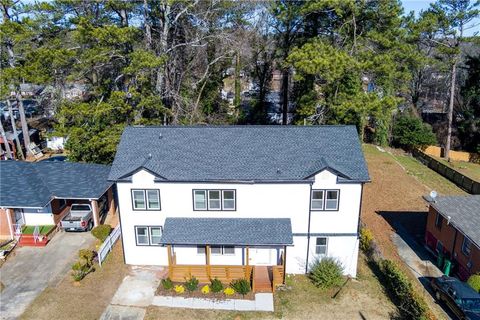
[357,184,365,235]
[305,182,314,273]
[451,228,458,260]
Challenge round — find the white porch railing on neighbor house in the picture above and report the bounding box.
[13,224,22,240]
[33,226,40,243]
[98,225,121,267]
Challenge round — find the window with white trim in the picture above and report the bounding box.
[210,246,235,255]
[131,189,161,210]
[193,190,236,211]
[315,237,328,255]
[462,237,472,256]
[325,190,339,210]
[311,190,324,210]
[311,189,340,211]
[197,246,206,254]
[208,190,221,210]
[135,226,162,246]
[194,190,207,210]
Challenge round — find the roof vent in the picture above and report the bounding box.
[159,133,163,139]
[430,190,437,203]
[147,153,152,159]
[276,168,281,174]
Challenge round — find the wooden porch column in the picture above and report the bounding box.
[90,199,100,227]
[206,245,211,279]
[246,246,249,266]
[167,245,173,266]
[5,208,14,240]
[283,246,287,284]
[107,187,115,215]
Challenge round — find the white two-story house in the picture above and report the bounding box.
[109,125,370,286]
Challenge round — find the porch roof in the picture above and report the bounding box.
[160,218,293,246]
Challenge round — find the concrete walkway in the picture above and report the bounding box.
[0,231,95,320]
[101,265,274,319]
[100,266,164,320]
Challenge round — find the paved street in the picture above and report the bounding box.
[0,232,95,320]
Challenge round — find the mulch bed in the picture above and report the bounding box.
[155,283,255,300]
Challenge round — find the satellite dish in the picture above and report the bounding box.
[430,190,437,201]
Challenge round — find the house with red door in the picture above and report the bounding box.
[0,160,115,246]
[424,195,480,281]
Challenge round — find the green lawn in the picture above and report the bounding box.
[22,225,55,235]
[363,144,466,196]
[432,156,480,182]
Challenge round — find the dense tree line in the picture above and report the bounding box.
[0,0,478,163]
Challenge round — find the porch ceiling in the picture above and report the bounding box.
[160,217,293,246]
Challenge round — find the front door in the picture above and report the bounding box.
[249,248,273,265]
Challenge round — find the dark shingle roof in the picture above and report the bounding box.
[109,126,370,182]
[427,195,480,248]
[0,161,112,208]
[160,218,293,245]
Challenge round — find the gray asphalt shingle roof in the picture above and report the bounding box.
[160,218,293,245]
[109,125,370,182]
[0,161,112,208]
[428,195,480,248]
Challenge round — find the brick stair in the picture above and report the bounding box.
[18,235,49,247]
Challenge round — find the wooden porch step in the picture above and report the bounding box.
[254,266,272,293]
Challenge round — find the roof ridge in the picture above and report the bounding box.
[127,125,355,129]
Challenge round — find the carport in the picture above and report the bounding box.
[0,161,115,242]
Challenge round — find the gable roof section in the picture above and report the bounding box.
[109,125,370,182]
[0,161,112,208]
[426,195,480,248]
[160,217,293,245]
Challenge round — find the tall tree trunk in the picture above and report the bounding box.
[16,93,31,156]
[7,99,24,160]
[445,60,457,159]
[281,68,289,125]
[0,119,13,160]
[234,52,241,109]
[143,0,152,50]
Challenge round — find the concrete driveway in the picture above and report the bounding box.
[0,231,95,320]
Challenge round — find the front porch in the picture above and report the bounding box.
[160,217,292,293]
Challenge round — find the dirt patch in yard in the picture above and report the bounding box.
[144,255,397,320]
[20,241,128,320]
[360,144,465,319]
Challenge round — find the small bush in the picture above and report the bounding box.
[91,224,112,242]
[224,287,235,295]
[71,248,96,281]
[467,273,480,293]
[161,278,173,290]
[360,227,374,254]
[174,285,185,294]
[184,276,199,292]
[381,259,428,319]
[309,257,344,289]
[231,278,250,296]
[201,285,210,294]
[392,115,437,151]
[210,278,223,293]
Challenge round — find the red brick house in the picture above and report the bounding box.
[424,195,480,281]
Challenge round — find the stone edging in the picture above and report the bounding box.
[151,293,274,312]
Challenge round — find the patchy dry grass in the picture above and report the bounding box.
[145,255,397,320]
[20,241,128,320]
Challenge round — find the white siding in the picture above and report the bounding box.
[23,204,55,226]
[118,169,362,276]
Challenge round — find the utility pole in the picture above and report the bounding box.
[7,99,24,160]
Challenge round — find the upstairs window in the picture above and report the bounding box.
[311,190,324,210]
[131,189,161,210]
[325,190,339,210]
[193,189,236,211]
[311,189,340,211]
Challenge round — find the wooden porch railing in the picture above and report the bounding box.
[169,264,253,284]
